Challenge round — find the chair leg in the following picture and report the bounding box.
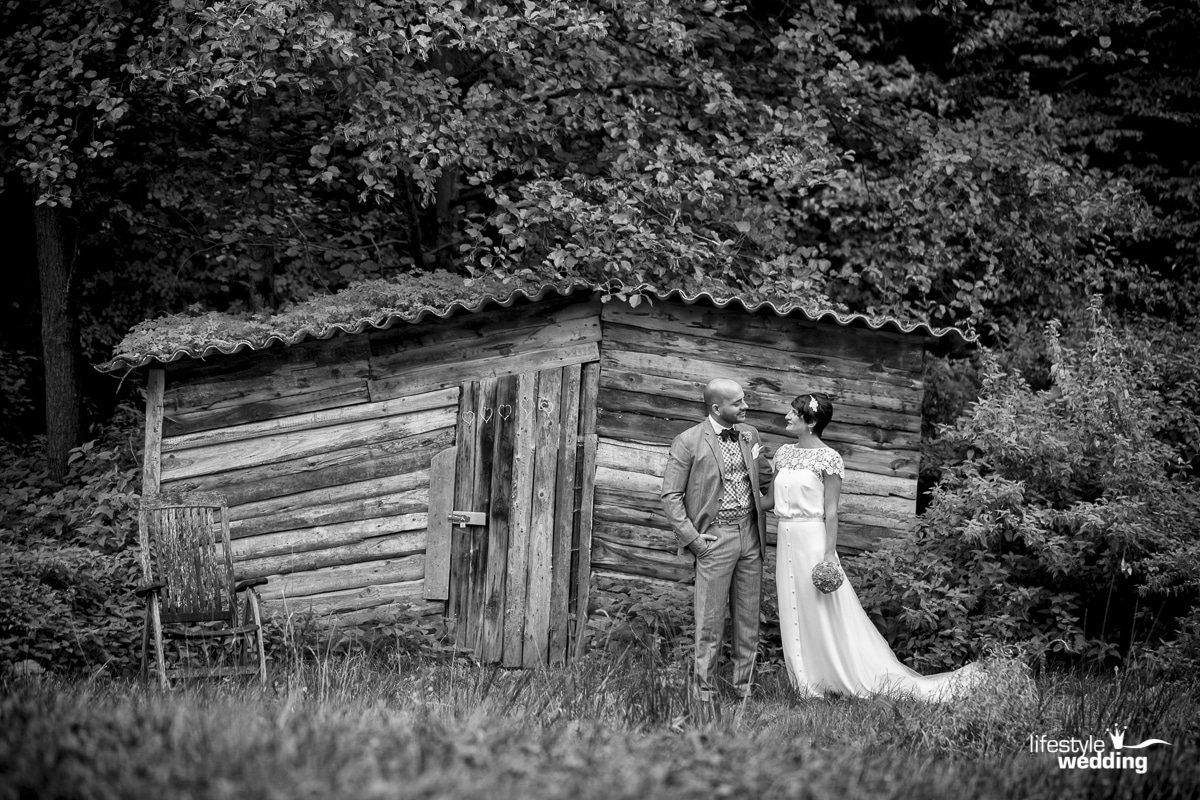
[247,591,267,688]
[149,594,168,689]
[141,602,151,682]
[238,595,251,668]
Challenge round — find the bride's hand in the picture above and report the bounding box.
[751,443,765,460]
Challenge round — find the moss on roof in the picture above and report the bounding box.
[104,271,583,370]
[100,270,973,373]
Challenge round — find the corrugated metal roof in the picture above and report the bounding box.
[95,282,976,373]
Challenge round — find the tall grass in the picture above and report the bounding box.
[2,644,1197,800]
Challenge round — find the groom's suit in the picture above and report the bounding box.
[661,418,773,700]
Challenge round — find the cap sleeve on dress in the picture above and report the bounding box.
[773,444,843,479]
[823,448,845,480]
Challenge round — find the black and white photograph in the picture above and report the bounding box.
[1,1,1196,797]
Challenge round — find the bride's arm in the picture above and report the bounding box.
[823,472,842,562]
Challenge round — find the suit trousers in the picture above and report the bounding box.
[693,512,761,701]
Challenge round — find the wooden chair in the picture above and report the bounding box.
[135,492,268,687]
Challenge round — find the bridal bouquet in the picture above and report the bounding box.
[811,560,844,594]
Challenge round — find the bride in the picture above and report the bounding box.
[773,392,978,700]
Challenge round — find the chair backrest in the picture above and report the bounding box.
[140,492,236,624]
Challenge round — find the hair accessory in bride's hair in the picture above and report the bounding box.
[809,396,819,414]
[811,560,844,594]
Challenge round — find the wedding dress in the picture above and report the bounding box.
[774,444,979,700]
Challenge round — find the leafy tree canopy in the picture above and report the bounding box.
[3,0,1198,423]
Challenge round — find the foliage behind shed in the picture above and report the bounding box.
[104,286,970,667]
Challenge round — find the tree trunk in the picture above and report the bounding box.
[246,96,276,311]
[34,202,82,481]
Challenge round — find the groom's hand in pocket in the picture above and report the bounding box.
[689,533,717,558]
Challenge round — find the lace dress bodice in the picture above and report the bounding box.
[773,444,844,519]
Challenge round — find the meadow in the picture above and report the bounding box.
[2,640,1197,800]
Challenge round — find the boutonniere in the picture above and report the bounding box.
[740,431,752,444]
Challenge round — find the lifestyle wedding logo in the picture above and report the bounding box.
[1029,725,1172,775]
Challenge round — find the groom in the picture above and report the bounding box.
[661,378,774,702]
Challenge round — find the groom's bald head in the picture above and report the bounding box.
[704,378,740,409]
[705,378,749,426]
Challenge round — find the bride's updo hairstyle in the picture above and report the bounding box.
[791,393,833,436]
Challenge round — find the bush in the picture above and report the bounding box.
[1128,316,1200,478]
[0,348,38,443]
[586,574,694,658]
[856,298,1200,671]
[0,407,143,675]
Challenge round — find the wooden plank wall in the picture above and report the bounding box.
[589,299,926,585]
[155,297,602,626]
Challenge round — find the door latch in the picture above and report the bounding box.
[448,511,486,528]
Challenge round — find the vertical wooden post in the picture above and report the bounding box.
[448,381,480,645]
[502,372,537,667]
[572,434,598,661]
[141,369,167,687]
[142,369,165,500]
[523,368,562,668]
[548,364,581,666]
[465,378,498,654]
[571,361,601,660]
[481,375,517,662]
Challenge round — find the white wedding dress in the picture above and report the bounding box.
[774,444,979,700]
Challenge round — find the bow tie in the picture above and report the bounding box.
[719,427,739,442]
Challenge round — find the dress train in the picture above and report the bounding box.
[777,518,979,700]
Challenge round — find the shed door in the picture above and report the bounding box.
[444,365,595,667]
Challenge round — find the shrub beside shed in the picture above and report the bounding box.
[100,285,971,667]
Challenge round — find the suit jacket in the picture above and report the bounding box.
[660,419,775,557]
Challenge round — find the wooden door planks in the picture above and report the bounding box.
[433,364,592,668]
[522,369,562,668]
[463,378,498,654]
[502,371,537,667]
[568,362,601,659]
[481,375,518,662]
[447,381,481,642]
[548,364,581,666]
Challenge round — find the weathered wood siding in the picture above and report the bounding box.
[155,297,602,625]
[590,299,924,585]
[146,292,930,632]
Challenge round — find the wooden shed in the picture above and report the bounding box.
[101,285,971,667]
